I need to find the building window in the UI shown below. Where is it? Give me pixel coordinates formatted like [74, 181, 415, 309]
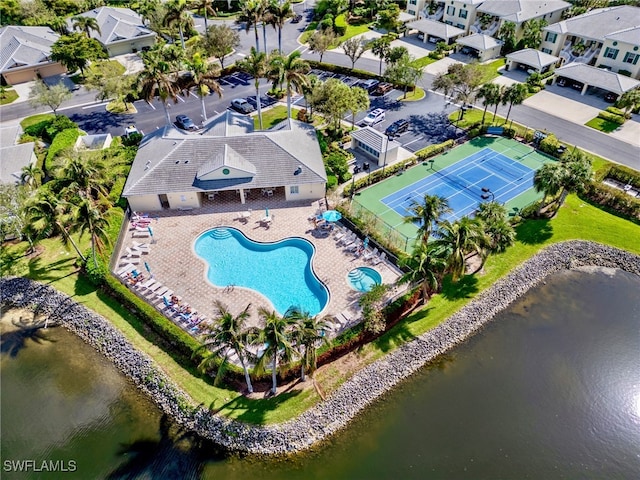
[409, 0, 417, 4]
[545, 32, 557, 43]
[446, 5, 455, 15]
[457, 23, 465, 29]
[541, 47, 552, 54]
[459, 9, 468, 19]
[290, 185, 299, 194]
[604, 47, 619, 59]
[623, 52, 640, 64]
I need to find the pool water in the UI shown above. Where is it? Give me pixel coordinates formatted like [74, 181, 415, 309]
[194, 227, 329, 315]
[348, 267, 382, 292]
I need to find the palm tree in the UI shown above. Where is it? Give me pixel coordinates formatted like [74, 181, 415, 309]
[163, 0, 191, 49]
[288, 308, 329, 381]
[71, 15, 101, 38]
[195, 301, 255, 393]
[189, 0, 216, 31]
[237, 47, 268, 129]
[533, 162, 564, 216]
[55, 153, 108, 201]
[23, 189, 86, 262]
[555, 152, 592, 211]
[398, 242, 448, 304]
[404, 194, 452, 245]
[71, 196, 111, 268]
[502, 83, 528, 127]
[475, 201, 515, 260]
[302, 74, 321, 121]
[270, 50, 310, 119]
[20, 164, 42, 189]
[269, 0, 293, 53]
[476, 83, 501, 125]
[259, 0, 272, 54]
[138, 48, 182, 126]
[255, 307, 297, 395]
[181, 52, 222, 121]
[370, 36, 391, 75]
[491, 84, 506, 123]
[475, 200, 506, 224]
[237, 0, 262, 52]
[617, 88, 640, 116]
[433, 217, 485, 282]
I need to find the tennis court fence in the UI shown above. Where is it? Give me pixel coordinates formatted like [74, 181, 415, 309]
[347, 202, 419, 252]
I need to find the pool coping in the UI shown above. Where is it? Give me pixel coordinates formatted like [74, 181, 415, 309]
[2, 241, 639, 455]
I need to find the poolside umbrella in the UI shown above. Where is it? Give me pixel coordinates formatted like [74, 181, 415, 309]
[148, 226, 155, 244]
[363, 237, 369, 249]
[265, 207, 270, 218]
[144, 261, 152, 277]
[322, 210, 342, 222]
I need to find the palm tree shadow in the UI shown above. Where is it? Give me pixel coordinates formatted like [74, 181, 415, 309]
[106, 414, 227, 480]
[218, 389, 302, 424]
[515, 219, 553, 245]
[440, 274, 479, 300]
[27, 255, 78, 283]
[0, 316, 55, 358]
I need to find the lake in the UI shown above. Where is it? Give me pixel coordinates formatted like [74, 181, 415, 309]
[2, 267, 639, 479]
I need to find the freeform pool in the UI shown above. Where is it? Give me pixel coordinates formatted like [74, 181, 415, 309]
[194, 227, 329, 315]
[347, 267, 382, 292]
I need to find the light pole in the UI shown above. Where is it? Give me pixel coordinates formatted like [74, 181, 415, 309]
[481, 187, 495, 202]
[350, 164, 357, 199]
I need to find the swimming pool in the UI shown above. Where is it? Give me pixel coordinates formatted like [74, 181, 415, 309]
[194, 227, 329, 316]
[347, 267, 382, 292]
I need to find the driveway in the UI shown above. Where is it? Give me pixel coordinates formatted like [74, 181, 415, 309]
[523, 90, 603, 125]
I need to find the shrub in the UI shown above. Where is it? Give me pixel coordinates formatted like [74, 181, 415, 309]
[582, 182, 640, 221]
[327, 174, 338, 189]
[45, 115, 77, 139]
[45, 128, 81, 171]
[316, 130, 328, 153]
[414, 139, 455, 159]
[597, 110, 625, 125]
[324, 150, 351, 182]
[122, 132, 142, 147]
[605, 106, 630, 119]
[306, 60, 381, 80]
[84, 253, 108, 286]
[604, 164, 640, 188]
[108, 176, 127, 207]
[539, 133, 561, 156]
[24, 119, 53, 141]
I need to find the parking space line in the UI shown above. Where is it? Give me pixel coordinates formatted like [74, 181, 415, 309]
[146, 101, 156, 110]
[177, 95, 185, 103]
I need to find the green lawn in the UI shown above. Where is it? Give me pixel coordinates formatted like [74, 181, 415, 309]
[398, 86, 426, 101]
[299, 21, 319, 44]
[410, 56, 437, 69]
[477, 58, 506, 83]
[585, 117, 620, 133]
[334, 15, 372, 44]
[21, 113, 55, 129]
[0, 89, 18, 105]
[253, 104, 293, 129]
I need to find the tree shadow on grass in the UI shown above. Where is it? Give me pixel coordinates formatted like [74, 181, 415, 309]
[0, 315, 55, 359]
[373, 310, 428, 354]
[27, 255, 78, 283]
[106, 414, 227, 480]
[515, 218, 553, 245]
[440, 274, 479, 301]
[214, 387, 303, 425]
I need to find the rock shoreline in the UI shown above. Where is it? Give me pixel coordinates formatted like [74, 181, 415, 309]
[2, 240, 639, 455]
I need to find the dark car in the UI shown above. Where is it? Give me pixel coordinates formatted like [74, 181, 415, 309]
[373, 82, 393, 96]
[176, 115, 198, 131]
[385, 119, 410, 137]
[604, 92, 618, 103]
[291, 14, 302, 23]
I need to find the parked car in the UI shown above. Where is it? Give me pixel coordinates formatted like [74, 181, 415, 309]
[124, 125, 141, 138]
[291, 14, 302, 23]
[362, 108, 386, 126]
[557, 77, 567, 87]
[230, 98, 255, 114]
[373, 83, 393, 96]
[385, 119, 410, 137]
[175, 114, 198, 131]
[359, 79, 379, 94]
[604, 92, 618, 103]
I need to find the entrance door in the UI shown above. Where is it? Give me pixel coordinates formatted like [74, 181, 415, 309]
[159, 194, 170, 209]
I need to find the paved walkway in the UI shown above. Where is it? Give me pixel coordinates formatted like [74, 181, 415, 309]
[116, 196, 402, 335]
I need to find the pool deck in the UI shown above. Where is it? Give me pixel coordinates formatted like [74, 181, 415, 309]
[116, 194, 403, 334]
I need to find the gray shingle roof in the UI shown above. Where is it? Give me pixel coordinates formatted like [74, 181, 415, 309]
[70, 7, 155, 46]
[0, 26, 59, 73]
[555, 62, 640, 94]
[478, 0, 570, 23]
[351, 127, 400, 153]
[407, 19, 465, 39]
[0, 143, 35, 184]
[605, 25, 640, 44]
[0, 125, 21, 147]
[457, 33, 502, 51]
[506, 48, 559, 69]
[545, 6, 640, 43]
[122, 112, 326, 197]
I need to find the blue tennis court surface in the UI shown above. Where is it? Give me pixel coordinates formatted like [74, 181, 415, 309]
[381, 148, 534, 222]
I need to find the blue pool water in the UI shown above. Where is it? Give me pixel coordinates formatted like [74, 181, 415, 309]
[194, 227, 329, 315]
[348, 267, 382, 292]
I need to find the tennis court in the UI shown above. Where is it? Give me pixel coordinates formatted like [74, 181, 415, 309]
[350, 137, 554, 251]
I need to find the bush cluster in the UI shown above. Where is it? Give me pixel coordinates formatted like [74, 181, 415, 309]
[597, 110, 625, 125]
[306, 60, 381, 80]
[324, 147, 352, 183]
[582, 183, 640, 221]
[45, 128, 82, 171]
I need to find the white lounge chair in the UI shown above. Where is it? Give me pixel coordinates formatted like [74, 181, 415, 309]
[337, 232, 355, 246]
[116, 264, 136, 277]
[363, 247, 379, 262]
[124, 247, 141, 258]
[371, 251, 387, 265]
[119, 257, 140, 266]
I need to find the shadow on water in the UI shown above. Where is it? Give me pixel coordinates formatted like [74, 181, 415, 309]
[106, 414, 228, 480]
[515, 219, 553, 245]
[440, 274, 479, 301]
[0, 316, 55, 358]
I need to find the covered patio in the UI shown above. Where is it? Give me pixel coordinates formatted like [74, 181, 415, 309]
[407, 19, 465, 45]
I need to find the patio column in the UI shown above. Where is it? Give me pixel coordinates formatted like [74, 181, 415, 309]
[581, 83, 588, 95]
[239, 188, 246, 205]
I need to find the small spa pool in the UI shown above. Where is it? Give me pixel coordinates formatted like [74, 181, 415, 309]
[194, 227, 329, 315]
[347, 267, 382, 292]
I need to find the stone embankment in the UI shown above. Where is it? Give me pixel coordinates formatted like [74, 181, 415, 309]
[2, 240, 639, 455]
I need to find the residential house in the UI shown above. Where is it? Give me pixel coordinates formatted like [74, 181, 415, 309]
[122, 111, 327, 212]
[442, 0, 485, 34]
[69, 7, 156, 57]
[475, 0, 570, 39]
[506, 48, 559, 74]
[0, 125, 37, 184]
[456, 33, 503, 61]
[540, 6, 640, 79]
[0, 26, 66, 85]
[406, 18, 466, 45]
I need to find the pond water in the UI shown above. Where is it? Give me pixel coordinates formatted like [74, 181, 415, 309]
[2, 268, 639, 479]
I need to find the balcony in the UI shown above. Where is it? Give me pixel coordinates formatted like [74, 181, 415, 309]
[470, 17, 499, 36]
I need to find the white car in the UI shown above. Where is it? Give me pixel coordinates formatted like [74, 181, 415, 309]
[124, 125, 141, 137]
[362, 108, 386, 126]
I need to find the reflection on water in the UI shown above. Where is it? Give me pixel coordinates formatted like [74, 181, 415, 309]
[2, 268, 639, 479]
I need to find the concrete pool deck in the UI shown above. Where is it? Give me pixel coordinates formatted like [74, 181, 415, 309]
[116, 195, 402, 333]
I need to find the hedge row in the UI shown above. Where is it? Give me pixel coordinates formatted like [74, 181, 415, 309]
[597, 110, 625, 125]
[306, 60, 381, 80]
[45, 128, 81, 172]
[596, 163, 640, 188]
[605, 106, 631, 119]
[582, 182, 640, 221]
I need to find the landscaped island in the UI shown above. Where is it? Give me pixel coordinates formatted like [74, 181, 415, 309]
[3, 240, 639, 454]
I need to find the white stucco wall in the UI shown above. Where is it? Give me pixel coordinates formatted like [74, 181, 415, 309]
[166, 192, 201, 210]
[127, 194, 162, 212]
[284, 182, 326, 201]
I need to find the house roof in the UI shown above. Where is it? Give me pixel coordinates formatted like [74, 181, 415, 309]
[545, 6, 640, 43]
[407, 19, 465, 39]
[70, 7, 155, 46]
[478, 0, 570, 23]
[605, 25, 640, 44]
[0, 26, 59, 73]
[0, 143, 36, 184]
[507, 48, 559, 69]
[0, 125, 21, 147]
[351, 127, 400, 153]
[555, 62, 640, 94]
[122, 111, 326, 198]
[457, 33, 502, 51]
